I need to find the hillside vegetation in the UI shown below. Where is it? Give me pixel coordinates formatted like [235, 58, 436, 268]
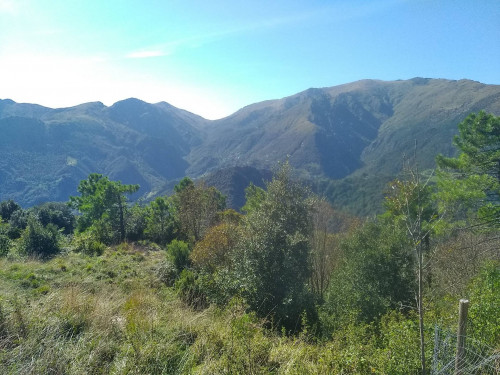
[0, 112, 498, 374]
[1, 78, 500, 215]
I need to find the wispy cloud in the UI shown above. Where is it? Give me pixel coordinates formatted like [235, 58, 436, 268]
[126, 49, 170, 59]
[124, 11, 313, 60]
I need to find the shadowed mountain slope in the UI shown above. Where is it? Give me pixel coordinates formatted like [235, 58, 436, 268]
[189, 78, 500, 180]
[1, 78, 499, 212]
[0, 99, 206, 205]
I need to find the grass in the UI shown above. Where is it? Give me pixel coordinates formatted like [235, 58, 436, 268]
[0, 242, 478, 374]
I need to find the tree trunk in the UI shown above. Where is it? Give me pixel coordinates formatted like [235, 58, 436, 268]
[418, 242, 426, 375]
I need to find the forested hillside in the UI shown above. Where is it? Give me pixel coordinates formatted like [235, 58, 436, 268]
[0, 112, 498, 373]
[1, 78, 500, 215]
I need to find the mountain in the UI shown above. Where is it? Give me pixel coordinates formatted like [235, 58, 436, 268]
[189, 78, 500, 178]
[1, 78, 499, 212]
[0, 99, 206, 205]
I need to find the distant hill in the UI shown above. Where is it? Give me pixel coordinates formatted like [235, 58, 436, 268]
[0, 98, 206, 205]
[1, 78, 499, 213]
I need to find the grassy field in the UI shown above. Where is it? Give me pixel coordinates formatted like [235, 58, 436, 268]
[0, 242, 444, 374]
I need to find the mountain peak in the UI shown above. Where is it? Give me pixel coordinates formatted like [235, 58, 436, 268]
[1, 78, 500, 214]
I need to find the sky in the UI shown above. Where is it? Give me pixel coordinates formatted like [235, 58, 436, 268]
[0, 0, 499, 119]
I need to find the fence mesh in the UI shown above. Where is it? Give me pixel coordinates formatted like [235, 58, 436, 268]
[431, 325, 500, 374]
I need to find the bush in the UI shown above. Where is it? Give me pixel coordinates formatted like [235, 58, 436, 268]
[19, 218, 60, 258]
[155, 260, 178, 286]
[0, 233, 11, 256]
[0, 199, 21, 221]
[7, 209, 29, 239]
[72, 232, 106, 256]
[175, 269, 208, 309]
[32, 202, 76, 235]
[468, 261, 500, 347]
[167, 239, 190, 272]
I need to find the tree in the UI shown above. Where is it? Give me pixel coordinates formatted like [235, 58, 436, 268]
[241, 183, 266, 214]
[7, 208, 29, 239]
[125, 203, 148, 242]
[309, 199, 362, 301]
[236, 162, 314, 330]
[322, 220, 414, 332]
[69, 173, 139, 243]
[0, 200, 21, 222]
[309, 198, 337, 300]
[32, 202, 75, 235]
[191, 222, 242, 272]
[384, 160, 438, 375]
[436, 111, 500, 229]
[144, 197, 177, 245]
[172, 179, 226, 243]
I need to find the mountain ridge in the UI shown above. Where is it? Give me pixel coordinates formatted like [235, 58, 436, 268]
[1, 78, 499, 213]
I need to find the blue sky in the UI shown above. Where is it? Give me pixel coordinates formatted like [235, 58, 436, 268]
[0, 0, 499, 119]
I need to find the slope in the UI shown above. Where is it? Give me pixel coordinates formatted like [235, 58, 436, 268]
[0, 99, 206, 206]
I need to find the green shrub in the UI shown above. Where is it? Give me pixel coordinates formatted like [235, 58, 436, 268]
[19, 218, 60, 258]
[468, 261, 500, 347]
[175, 269, 207, 309]
[0, 233, 11, 256]
[375, 311, 428, 374]
[72, 231, 106, 256]
[155, 260, 178, 286]
[167, 239, 190, 272]
[321, 220, 414, 334]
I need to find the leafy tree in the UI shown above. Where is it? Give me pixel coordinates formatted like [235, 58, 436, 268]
[322, 221, 414, 332]
[144, 197, 177, 245]
[436, 111, 500, 228]
[241, 183, 266, 214]
[172, 179, 226, 243]
[215, 208, 243, 226]
[191, 222, 242, 272]
[174, 176, 194, 193]
[32, 202, 75, 234]
[69, 173, 139, 243]
[0, 200, 21, 221]
[236, 162, 315, 330]
[7, 208, 30, 239]
[125, 203, 148, 242]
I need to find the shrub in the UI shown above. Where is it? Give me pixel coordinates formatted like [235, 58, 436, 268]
[72, 232, 106, 256]
[0, 233, 11, 256]
[321, 220, 414, 333]
[175, 269, 207, 309]
[155, 260, 178, 286]
[19, 218, 60, 258]
[468, 261, 500, 347]
[167, 239, 190, 272]
[32, 202, 76, 235]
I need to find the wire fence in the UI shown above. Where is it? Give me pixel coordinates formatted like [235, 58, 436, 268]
[431, 325, 500, 375]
